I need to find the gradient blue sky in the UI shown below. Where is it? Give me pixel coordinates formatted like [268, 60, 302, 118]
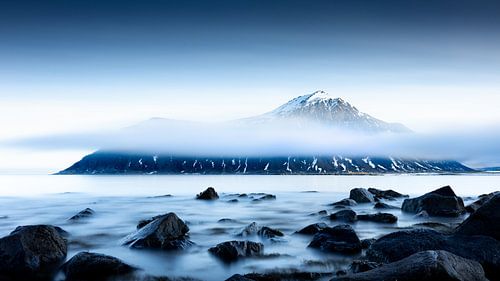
[1, 0, 500, 171]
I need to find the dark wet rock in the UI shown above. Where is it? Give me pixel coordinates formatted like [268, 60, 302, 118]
[0, 225, 67, 280]
[349, 260, 382, 274]
[228, 199, 239, 203]
[208, 240, 263, 262]
[412, 222, 455, 234]
[335, 270, 347, 276]
[147, 194, 173, 198]
[402, 186, 465, 217]
[357, 213, 397, 224]
[331, 198, 357, 207]
[349, 188, 375, 203]
[360, 238, 376, 249]
[257, 226, 284, 239]
[414, 210, 429, 218]
[366, 228, 500, 279]
[237, 222, 260, 236]
[139, 276, 202, 281]
[218, 218, 240, 223]
[296, 223, 328, 235]
[333, 250, 488, 281]
[330, 210, 357, 222]
[465, 192, 498, 213]
[456, 192, 500, 240]
[308, 224, 362, 254]
[62, 252, 136, 281]
[122, 213, 193, 250]
[373, 202, 399, 209]
[309, 210, 328, 216]
[367, 188, 408, 200]
[252, 194, 277, 202]
[68, 208, 95, 221]
[226, 270, 330, 281]
[238, 193, 248, 198]
[196, 187, 219, 200]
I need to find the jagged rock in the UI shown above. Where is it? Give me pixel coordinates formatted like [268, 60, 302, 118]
[366, 228, 500, 279]
[68, 208, 95, 221]
[237, 222, 260, 236]
[349, 260, 382, 273]
[122, 213, 193, 250]
[373, 202, 399, 209]
[296, 223, 328, 235]
[402, 186, 465, 217]
[308, 224, 362, 254]
[331, 198, 357, 207]
[360, 238, 376, 249]
[330, 210, 357, 222]
[367, 188, 408, 200]
[465, 192, 499, 213]
[196, 187, 219, 200]
[349, 188, 375, 203]
[456, 193, 500, 240]
[208, 241, 263, 262]
[62, 252, 136, 281]
[357, 213, 397, 224]
[257, 226, 284, 239]
[0, 225, 67, 280]
[333, 250, 488, 281]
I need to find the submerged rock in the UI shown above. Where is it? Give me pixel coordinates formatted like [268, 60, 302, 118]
[122, 213, 193, 250]
[357, 213, 397, 224]
[367, 188, 408, 200]
[226, 270, 329, 281]
[333, 250, 488, 281]
[308, 224, 362, 254]
[349, 188, 375, 203]
[0, 225, 67, 280]
[296, 223, 328, 235]
[402, 186, 465, 217]
[456, 192, 500, 240]
[331, 198, 357, 207]
[257, 226, 284, 239]
[68, 208, 95, 221]
[237, 222, 260, 237]
[62, 252, 136, 281]
[373, 202, 399, 209]
[366, 228, 500, 279]
[208, 241, 263, 262]
[330, 210, 357, 222]
[196, 187, 219, 200]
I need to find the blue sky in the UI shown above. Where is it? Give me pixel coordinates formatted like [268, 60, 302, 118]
[0, 0, 499, 171]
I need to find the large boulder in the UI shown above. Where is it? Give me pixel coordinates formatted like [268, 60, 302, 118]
[208, 241, 263, 262]
[122, 213, 193, 250]
[296, 223, 328, 235]
[366, 229, 500, 279]
[402, 186, 465, 217]
[0, 225, 67, 280]
[308, 224, 362, 254]
[332, 250, 488, 281]
[465, 191, 499, 213]
[357, 213, 397, 224]
[62, 252, 136, 281]
[330, 210, 357, 222]
[367, 188, 408, 200]
[196, 187, 219, 200]
[349, 188, 375, 203]
[456, 193, 500, 240]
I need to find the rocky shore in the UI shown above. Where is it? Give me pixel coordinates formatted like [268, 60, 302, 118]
[0, 186, 498, 281]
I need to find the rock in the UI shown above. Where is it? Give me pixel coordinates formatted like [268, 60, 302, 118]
[237, 222, 260, 236]
[308, 224, 362, 254]
[228, 199, 239, 203]
[330, 210, 357, 222]
[412, 222, 455, 234]
[226, 271, 329, 281]
[373, 202, 399, 209]
[349, 260, 382, 273]
[333, 250, 488, 281]
[331, 198, 357, 207]
[208, 241, 263, 262]
[225, 275, 255, 281]
[257, 226, 284, 239]
[360, 238, 376, 249]
[414, 210, 429, 218]
[367, 188, 408, 200]
[62, 252, 136, 281]
[196, 187, 219, 200]
[357, 213, 397, 224]
[309, 210, 328, 216]
[465, 192, 498, 213]
[349, 188, 375, 203]
[68, 208, 95, 221]
[366, 228, 500, 279]
[456, 193, 500, 240]
[252, 194, 276, 202]
[218, 218, 239, 223]
[296, 223, 328, 235]
[402, 186, 465, 217]
[122, 213, 193, 250]
[0, 225, 67, 280]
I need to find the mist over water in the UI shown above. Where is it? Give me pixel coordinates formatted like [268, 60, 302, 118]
[0, 174, 498, 280]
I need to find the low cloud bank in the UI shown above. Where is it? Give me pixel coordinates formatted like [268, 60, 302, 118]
[4, 119, 500, 167]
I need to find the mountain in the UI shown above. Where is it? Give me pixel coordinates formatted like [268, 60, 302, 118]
[59, 90, 474, 175]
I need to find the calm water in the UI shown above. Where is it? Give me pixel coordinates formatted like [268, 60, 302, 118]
[0, 174, 498, 280]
